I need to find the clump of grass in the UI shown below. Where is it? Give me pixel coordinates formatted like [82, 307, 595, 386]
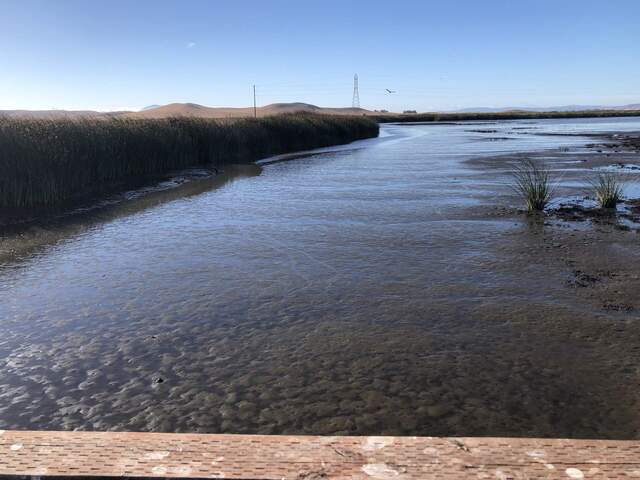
[511, 159, 554, 213]
[590, 171, 624, 208]
[0, 113, 379, 208]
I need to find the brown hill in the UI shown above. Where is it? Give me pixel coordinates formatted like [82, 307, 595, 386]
[0, 102, 373, 120]
[124, 102, 373, 119]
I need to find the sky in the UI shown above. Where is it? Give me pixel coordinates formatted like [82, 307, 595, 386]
[1, 0, 639, 112]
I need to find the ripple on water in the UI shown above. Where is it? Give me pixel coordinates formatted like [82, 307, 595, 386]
[2, 118, 640, 437]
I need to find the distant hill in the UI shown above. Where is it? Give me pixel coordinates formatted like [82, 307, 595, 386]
[0, 102, 373, 119]
[3, 101, 639, 120]
[124, 102, 373, 119]
[454, 104, 640, 113]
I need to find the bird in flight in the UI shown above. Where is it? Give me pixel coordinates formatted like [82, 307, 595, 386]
[385, 89, 397, 94]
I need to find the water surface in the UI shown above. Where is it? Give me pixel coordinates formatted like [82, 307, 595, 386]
[1, 117, 640, 437]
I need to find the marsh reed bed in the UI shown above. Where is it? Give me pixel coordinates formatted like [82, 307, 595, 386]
[372, 109, 640, 123]
[0, 114, 378, 208]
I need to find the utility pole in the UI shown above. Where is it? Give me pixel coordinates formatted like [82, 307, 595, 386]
[253, 85, 257, 118]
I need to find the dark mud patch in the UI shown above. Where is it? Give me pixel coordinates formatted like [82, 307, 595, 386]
[626, 199, 640, 214]
[587, 133, 640, 153]
[567, 268, 615, 288]
[550, 200, 640, 232]
[603, 302, 635, 313]
[480, 137, 513, 142]
[594, 163, 640, 172]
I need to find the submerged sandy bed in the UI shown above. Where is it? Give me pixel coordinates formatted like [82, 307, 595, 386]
[1, 119, 640, 438]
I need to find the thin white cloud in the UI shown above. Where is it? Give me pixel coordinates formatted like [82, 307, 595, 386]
[186, 42, 196, 48]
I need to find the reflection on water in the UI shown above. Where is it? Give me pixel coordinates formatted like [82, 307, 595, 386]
[0, 164, 262, 264]
[1, 117, 640, 437]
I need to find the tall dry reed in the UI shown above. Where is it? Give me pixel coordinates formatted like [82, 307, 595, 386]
[0, 114, 378, 208]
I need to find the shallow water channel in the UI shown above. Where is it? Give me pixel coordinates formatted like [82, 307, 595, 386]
[1, 117, 640, 437]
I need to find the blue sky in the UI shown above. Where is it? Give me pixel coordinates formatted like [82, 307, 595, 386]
[1, 0, 639, 112]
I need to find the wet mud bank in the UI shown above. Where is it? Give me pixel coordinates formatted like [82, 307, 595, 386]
[473, 129, 640, 271]
[472, 130, 640, 230]
[467, 129, 640, 438]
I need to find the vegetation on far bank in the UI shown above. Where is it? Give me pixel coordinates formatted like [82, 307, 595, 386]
[372, 109, 640, 123]
[0, 114, 378, 208]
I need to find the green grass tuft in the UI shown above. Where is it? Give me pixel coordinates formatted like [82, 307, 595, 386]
[511, 159, 554, 213]
[590, 171, 624, 208]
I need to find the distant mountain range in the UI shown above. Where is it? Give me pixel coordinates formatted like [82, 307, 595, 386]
[2, 102, 640, 119]
[0, 102, 373, 119]
[453, 104, 640, 113]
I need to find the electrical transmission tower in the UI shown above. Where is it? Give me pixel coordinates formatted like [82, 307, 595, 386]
[352, 74, 360, 108]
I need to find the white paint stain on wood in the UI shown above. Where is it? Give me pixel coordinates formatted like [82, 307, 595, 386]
[144, 451, 170, 460]
[565, 467, 584, 479]
[362, 436, 395, 451]
[362, 463, 400, 478]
